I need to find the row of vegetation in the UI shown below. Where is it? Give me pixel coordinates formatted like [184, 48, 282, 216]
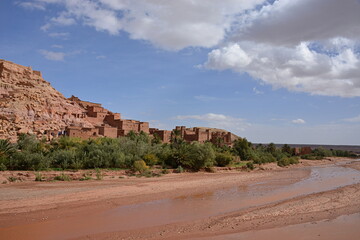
[300, 148, 357, 160]
[0, 132, 357, 173]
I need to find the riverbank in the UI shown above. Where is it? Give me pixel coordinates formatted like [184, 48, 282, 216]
[0, 157, 359, 239]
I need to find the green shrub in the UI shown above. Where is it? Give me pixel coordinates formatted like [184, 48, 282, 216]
[141, 170, 162, 178]
[54, 173, 71, 181]
[0, 162, 6, 171]
[246, 162, 254, 170]
[95, 168, 103, 180]
[301, 154, 323, 160]
[141, 170, 153, 178]
[143, 153, 159, 166]
[167, 142, 215, 171]
[205, 167, 216, 173]
[8, 176, 18, 182]
[9, 151, 49, 170]
[51, 149, 76, 170]
[252, 151, 276, 164]
[215, 152, 233, 167]
[277, 157, 299, 167]
[133, 160, 148, 173]
[79, 172, 92, 181]
[312, 147, 332, 157]
[154, 144, 172, 166]
[51, 136, 83, 150]
[176, 165, 184, 173]
[35, 172, 43, 181]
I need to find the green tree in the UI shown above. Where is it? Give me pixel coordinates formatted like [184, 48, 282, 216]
[266, 143, 276, 155]
[151, 134, 162, 145]
[233, 138, 253, 161]
[281, 144, 293, 155]
[170, 129, 184, 149]
[215, 152, 233, 167]
[0, 139, 14, 158]
[17, 134, 41, 153]
[166, 142, 215, 171]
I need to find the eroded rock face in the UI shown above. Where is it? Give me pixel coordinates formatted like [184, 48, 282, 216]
[0, 60, 92, 141]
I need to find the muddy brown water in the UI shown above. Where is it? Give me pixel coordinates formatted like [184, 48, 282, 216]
[1, 160, 360, 240]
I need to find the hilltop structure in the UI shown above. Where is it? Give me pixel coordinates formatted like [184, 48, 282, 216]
[0, 59, 238, 145]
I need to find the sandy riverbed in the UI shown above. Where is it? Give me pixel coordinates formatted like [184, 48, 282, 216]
[0, 157, 359, 240]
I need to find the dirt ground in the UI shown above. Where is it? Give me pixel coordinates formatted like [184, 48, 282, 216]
[0, 157, 359, 240]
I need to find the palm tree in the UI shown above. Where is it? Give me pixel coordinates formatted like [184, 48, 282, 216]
[171, 129, 184, 148]
[0, 139, 14, 158]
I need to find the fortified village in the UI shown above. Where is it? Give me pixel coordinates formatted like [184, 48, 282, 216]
[0, 59, 238, 145]
[66, 96, 238, 145]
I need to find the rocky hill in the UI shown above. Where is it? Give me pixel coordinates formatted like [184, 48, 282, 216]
[0, 60, 92, 141]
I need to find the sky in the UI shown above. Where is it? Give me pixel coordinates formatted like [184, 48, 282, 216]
[0, 0, 360, 145]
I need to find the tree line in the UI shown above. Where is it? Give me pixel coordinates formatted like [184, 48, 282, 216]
[0, 132, 356, 172]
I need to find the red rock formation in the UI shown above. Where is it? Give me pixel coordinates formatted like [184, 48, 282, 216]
[0, 60, 92, 141]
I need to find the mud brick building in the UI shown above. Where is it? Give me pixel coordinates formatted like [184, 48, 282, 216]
[64, 97, 239, 146]
[175, 126, 237, 146]
[149, 128, 172, 143]
[66, 96, 149, 139]
[294, 146, 312, 156]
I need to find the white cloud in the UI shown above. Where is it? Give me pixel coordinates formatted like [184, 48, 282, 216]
[51, 12, 76, 26]
[17, 0, 63, 11]
[48, 32, 70, 39]
[96, 55, 106, 59]
[39, 50, 66, 61]
[202, 0, 360, 97]
[28, 0, 266, 50]
[174, 113, 250, 132]
[41, 13, 76, 32]
[205, 43, 252, 70]
[17, 2, 46, 10]
[51, 44, 63, 48]
[20, 0, 360, 97]
[253, 87, 263, 95]
[204, 41, 360, 97]
[194, 95, 219, 102]
[343, 115, 360, 123]
[292, 119, 306, 124]
[233, 0, 360, 46]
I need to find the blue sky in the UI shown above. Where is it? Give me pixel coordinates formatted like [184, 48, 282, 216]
[1, 0, 360, 145]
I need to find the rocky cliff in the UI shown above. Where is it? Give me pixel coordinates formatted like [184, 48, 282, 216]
[0, 60, 92, 141]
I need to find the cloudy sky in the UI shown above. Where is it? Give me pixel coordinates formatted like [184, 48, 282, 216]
[1, 0, 360, 145]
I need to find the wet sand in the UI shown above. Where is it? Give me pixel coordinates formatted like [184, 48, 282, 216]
[0, 158, 359, 240]
[194, 213, 360, 240]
